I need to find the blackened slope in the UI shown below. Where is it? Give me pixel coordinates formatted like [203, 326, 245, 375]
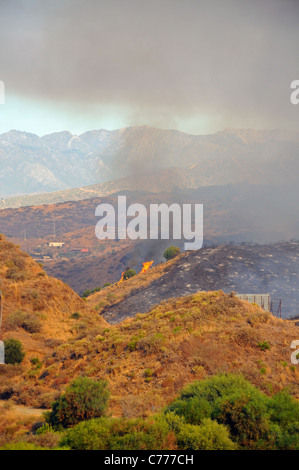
[101, 242, 298, 323]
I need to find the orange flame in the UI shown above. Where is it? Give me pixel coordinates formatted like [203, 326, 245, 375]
[140, 260, 154, 274]
[118, 271, 125, 284]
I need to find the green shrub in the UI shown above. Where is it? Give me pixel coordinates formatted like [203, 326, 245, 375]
[71, 312, 80, 320]
[143, 368, 153, 378]
[60, 417, 111, 449]
[81, 289, 92, 298]
[4, 338, 25, 364]
[163, 246, 181, 261]
[81, 286, 101, 298]
[60, 416, 174, 450]
[257, 341, 271, 351]
[30, 357, 42, 369]
[267, 391, 299, 428]
[47, 377, 110, 428]
[166, 373, 299, 449]
[127, 335, 139, 351]
[177, 419, 237, 450]
[264, 423, 299, 450]
[123, 269, 136, 280]
[214, 391, 270, 444]
[166, 373, 271, 444]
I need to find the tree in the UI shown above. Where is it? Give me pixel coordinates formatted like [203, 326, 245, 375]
[4, 338, 25, 364]
[123, 268, 136, 280]
[47, 377, 110, 428]
[163, 246, 181, 261]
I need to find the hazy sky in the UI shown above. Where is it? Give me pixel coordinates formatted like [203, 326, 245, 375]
[0, 0, 298, 135]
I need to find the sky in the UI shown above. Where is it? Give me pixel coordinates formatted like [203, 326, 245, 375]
[0, 0, 298, 136]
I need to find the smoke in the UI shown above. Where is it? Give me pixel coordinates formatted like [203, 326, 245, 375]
[1, 0, 299, 132]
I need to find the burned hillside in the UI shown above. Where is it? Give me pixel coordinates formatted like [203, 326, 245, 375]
[100, 241, 299, 323]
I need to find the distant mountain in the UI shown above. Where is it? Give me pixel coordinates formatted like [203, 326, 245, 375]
[1, 126, 299, 202]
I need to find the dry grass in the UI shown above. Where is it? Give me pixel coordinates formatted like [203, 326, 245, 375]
[0, 235, 298, 439]
[4, 289, 298, 418]
[0, 400, 45, 446]
[87, 253, 184, 311]
[0, 234, 108, 405]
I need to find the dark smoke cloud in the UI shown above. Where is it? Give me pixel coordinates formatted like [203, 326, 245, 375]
[0, 0, 299, 131]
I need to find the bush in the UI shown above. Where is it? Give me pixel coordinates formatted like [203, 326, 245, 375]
[47, 377, 110, 428]
[3, 338, 25, 364]
[60, 416, 176, 450]
[71, 312, 80, 320]
[6, 267, 27, 281]
[60, 417, 111, 449]
[163, 246, 181, 261]
[166, 373, 270, 444]
[123, 269, 136, 280]
[6, 310, 42, 333]
[81, 289, 92, 298]
[167, 373, 265, 422]
[166, 373, 299, 449]
[265, 423, 299, 450]
[60, 413, 235, 451]
[257, 341, 271, 351]
[177, 419, 237, 450]
[268, 391, 299, 428]
[127, 335, 139, 351]
[136, 333, 165, 353]
[215, 391, 270, 444]
[30, 357, 42, 369]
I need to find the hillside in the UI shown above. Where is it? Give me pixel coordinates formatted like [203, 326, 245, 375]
[2, 290, 298, 420]
[0, 238, 298, 447]
[0, 183, 298, 295]
[88, 242, 299, 321]
[1, 126, 299, 206]
[0, 234, 107, 370]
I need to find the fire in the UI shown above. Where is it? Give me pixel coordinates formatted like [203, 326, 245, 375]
[140, 260, 154, 274]
[118, 271, 125, 284]
[117, 261, 153, 285]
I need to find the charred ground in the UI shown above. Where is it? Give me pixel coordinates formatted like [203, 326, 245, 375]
[94, 242, 299, 323]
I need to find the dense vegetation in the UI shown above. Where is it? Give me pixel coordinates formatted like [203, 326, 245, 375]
[166, 373, 299, 449]
[1, 373, 298, 450]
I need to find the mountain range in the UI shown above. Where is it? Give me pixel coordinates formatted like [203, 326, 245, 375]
[1, 126, 299, 207]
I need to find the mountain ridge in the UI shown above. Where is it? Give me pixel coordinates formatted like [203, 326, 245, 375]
[1, 126, 299, 202]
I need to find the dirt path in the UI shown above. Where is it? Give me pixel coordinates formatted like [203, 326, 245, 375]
[0, 400, 49, 418]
